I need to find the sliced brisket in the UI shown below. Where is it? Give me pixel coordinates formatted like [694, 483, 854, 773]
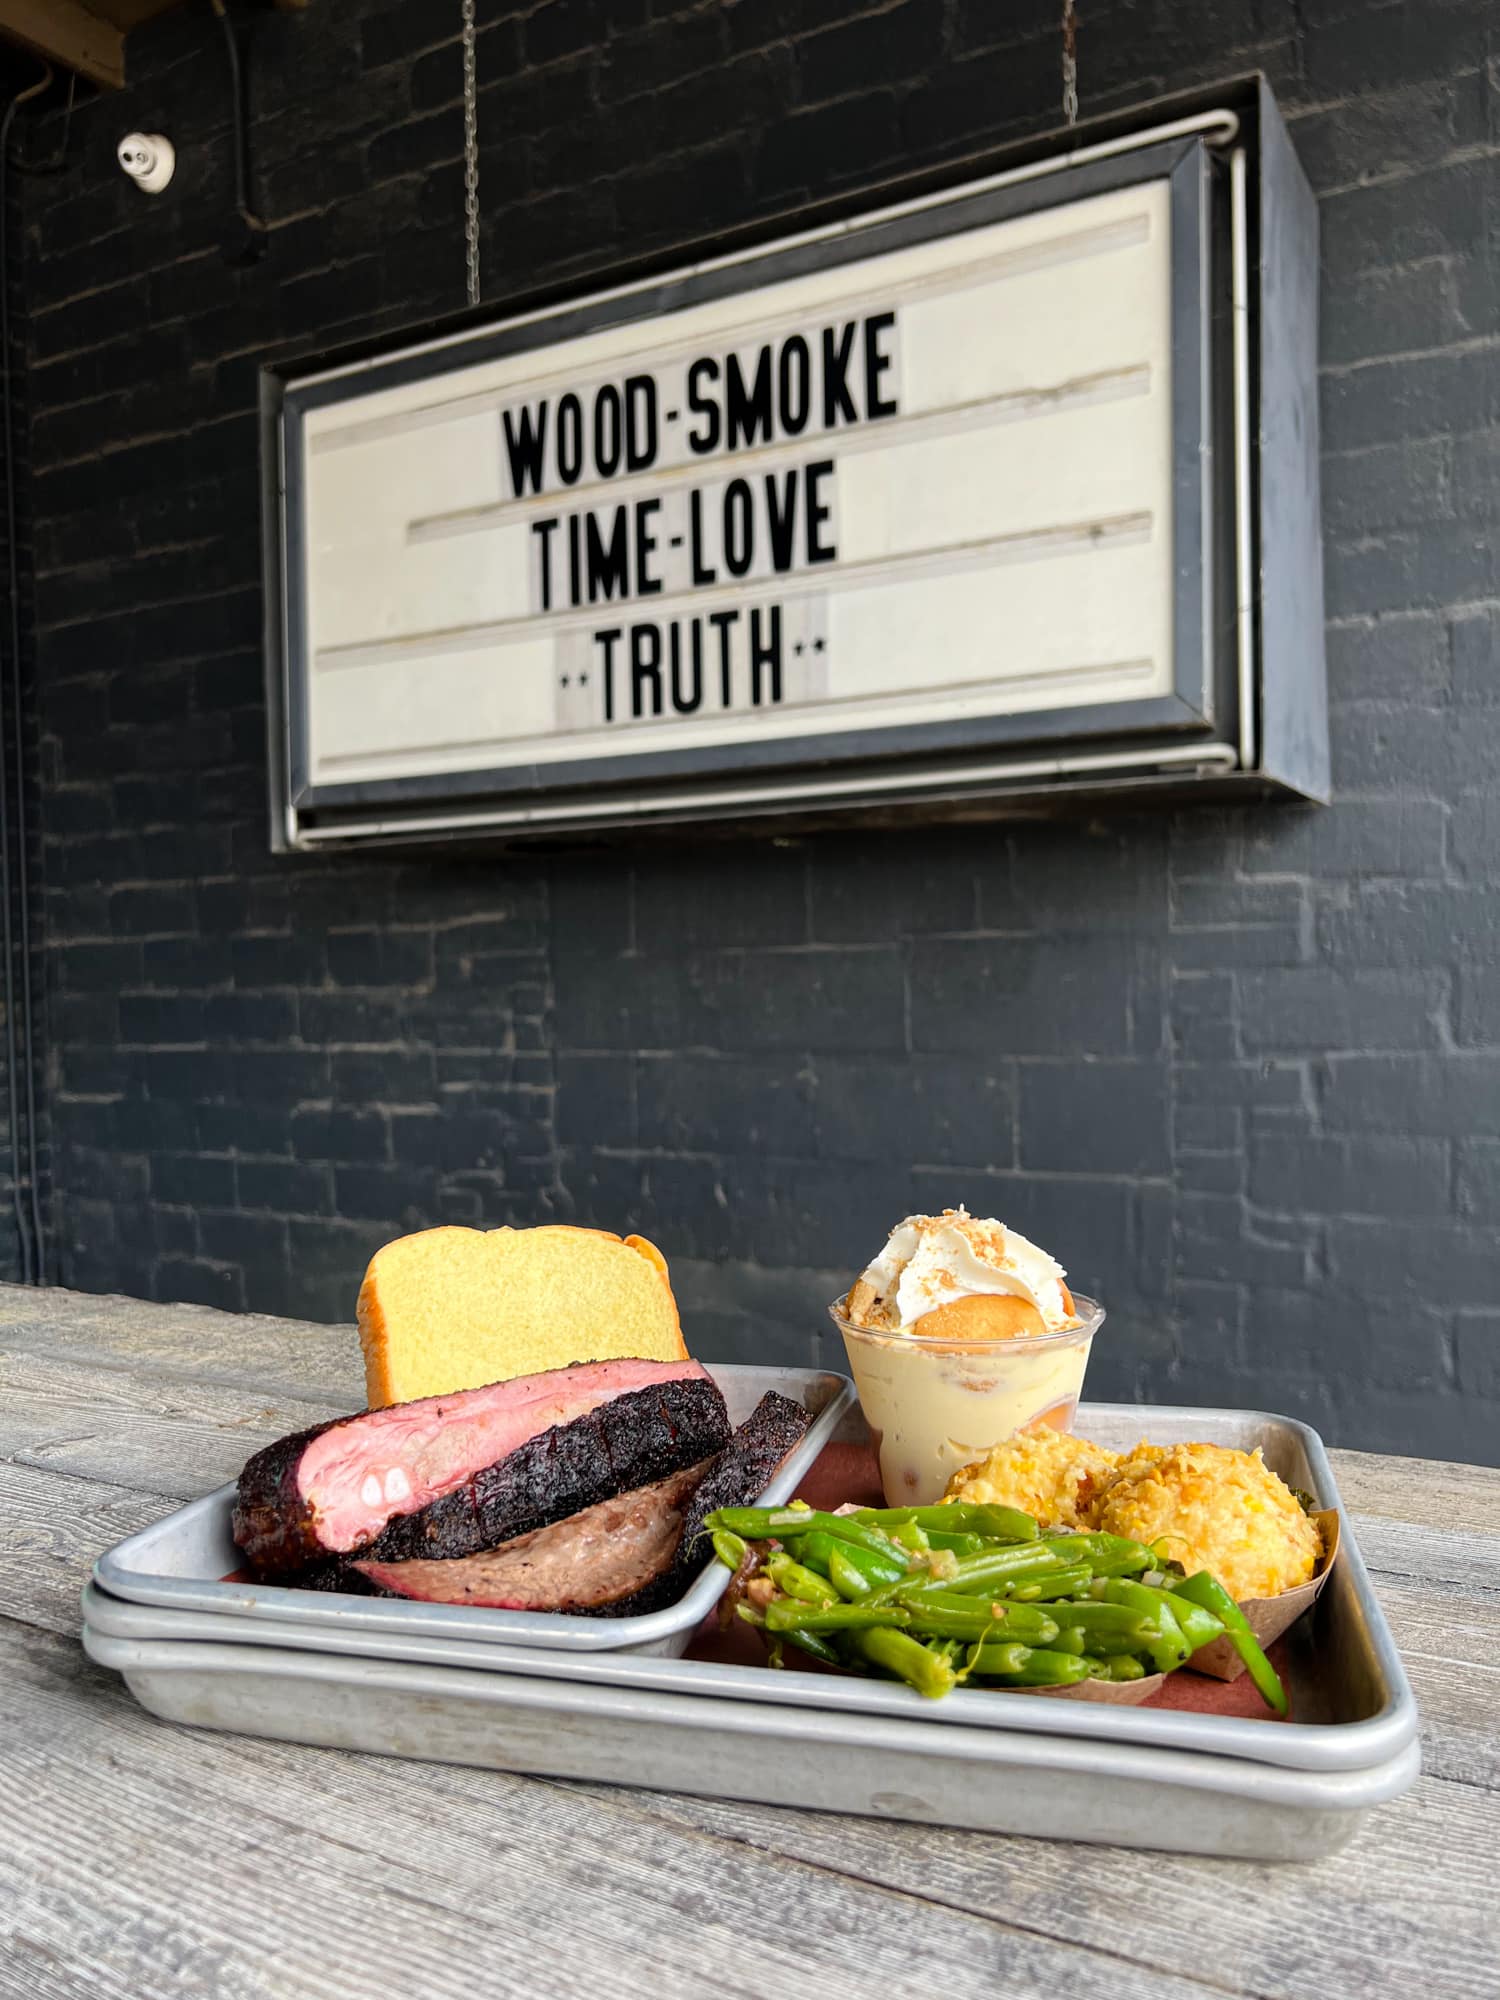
[232, 1356, 713, 1578]
[351, 1461, 715, 1611]
[354, 1376, 729, 1563]
[596, 1389, 813, 1616]
[350, 1389, 813, 1616]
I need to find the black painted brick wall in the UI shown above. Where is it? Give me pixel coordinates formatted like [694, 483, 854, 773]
[0, 48, 47, 1291]
[8, 0, 1500, 1461]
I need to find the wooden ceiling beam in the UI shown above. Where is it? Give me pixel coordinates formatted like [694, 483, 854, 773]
[0, 0, 127, 90]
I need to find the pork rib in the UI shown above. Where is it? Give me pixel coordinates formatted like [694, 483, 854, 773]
[232, 1356, 712, 1578]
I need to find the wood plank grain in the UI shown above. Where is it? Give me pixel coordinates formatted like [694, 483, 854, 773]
[1371, 1577, 1500, 1789]
[0, 1284, 360, 1403]
[0, 1462, 180, 1636]
[0, 1349, 347, 1500]
[1330, 1449, 1500, 1535]
[1353, 1515, 1500, 1593]
[565, 1761, 1500, 2000]
[0, 1619, 1225, 2000]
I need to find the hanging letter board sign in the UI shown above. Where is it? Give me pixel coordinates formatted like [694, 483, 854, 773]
[265, 79, 1326, 849]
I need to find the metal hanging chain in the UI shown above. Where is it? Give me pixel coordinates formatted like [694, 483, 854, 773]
[461, 0, 481, 306]
[1062, 0, 1079, 128]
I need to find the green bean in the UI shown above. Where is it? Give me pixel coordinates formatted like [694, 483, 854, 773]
[923, 1529, 988, 1556]
[1063, 1533, 1159, 1577]
[1117, 1580, 1223, 1651]
[764, 1600, 909, 1633]
[711, 1528, 749, 1572]
[792, 1529, 907, 1592]
[962, 1641, 1030, 1676]
[1087, 1653, 1147, 1682]
[778, 1625, 842, 1666]
[843, 1625, 956, 1699]
[851, 1503, 1040, 1543]
[901, 1601, 1061, 1646]
[895, 1545, 1068, 1602]
[708, 1507, 907, 1561]
[1039, 1600, 1164, 1641]
[897, 1585, 1063, 1632]
[1172, 1570, 1288, 1717]
[1051, 1625, 1087, 1655]
[764, 1553, 839, 1607]
[976, 1648, 1096, 1680]
[890, 1519, 931, 1555]
[997, 1564, 1094, 1602]
[828, 1545, 876, 1600]
[1100, 1580, 1192, 1673]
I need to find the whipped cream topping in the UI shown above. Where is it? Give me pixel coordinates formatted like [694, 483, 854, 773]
[857, 1207, 1078, 1334]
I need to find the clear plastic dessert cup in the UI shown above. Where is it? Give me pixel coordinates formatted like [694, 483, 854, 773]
[829, 1294, 1106, 1506]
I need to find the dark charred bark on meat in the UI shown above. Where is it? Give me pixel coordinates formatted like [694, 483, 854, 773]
[231, 1416, 345, 1577]
[588, 1391, 812, 1616]
[354, 1378, 731, 1564]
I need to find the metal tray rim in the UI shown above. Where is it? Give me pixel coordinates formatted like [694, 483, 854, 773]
[92, 1362, 855, 1651]
[80, 1576, 1415, 1775]
[81, 1625, 1424, 1816]
[84, 1398, 1419, 1775]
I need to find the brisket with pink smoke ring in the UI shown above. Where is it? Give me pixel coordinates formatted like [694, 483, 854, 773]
[355, 1376, 729, 1565]
[348, 1391, 812, 1613]
[231, 1356, 715, 1579]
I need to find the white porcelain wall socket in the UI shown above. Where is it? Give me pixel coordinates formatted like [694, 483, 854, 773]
[117, 133, 175, 194]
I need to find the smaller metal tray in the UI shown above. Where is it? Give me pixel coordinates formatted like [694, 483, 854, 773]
[92, 1363, 855, 1657]
[80, 1626, 1421, 1861]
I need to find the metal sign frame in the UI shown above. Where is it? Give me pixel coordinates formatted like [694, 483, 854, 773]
[262, 79, 1325, 850]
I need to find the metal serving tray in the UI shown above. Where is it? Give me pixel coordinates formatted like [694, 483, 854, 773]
[92, 1363, 855, 1657]
[86, 1403, 1418, 1777]
[80, 1626, 1421, 1861]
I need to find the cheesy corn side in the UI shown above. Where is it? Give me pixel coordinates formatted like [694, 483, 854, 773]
[943, 1428, 1122, 1530]
[1092, 1441, 1321, 1600]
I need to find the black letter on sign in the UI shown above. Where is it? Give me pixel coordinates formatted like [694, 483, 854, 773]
[778, 335, 810, 437]
[864, 312, 898, 419]
[585, 507, 629, 603]
[821, 323, 858, 429]
[635, 497, 662, 596]
[765, 470, 799, 574]
[805, 461, 836, 565]
[531, 516, 559, 611]
[556, 393, 584, 485]
[687, 357, 720, 455]
[593, 383, 622, 479]
[503, 404, 548, 498]
[689, 488, 715, 586]
[625, 375, 658, 472]
[709, 609, 738, 708]
[723, 480, 754, 578]
[726, 347, 774, 451]
[750, 605, 782, 706]
[670, 619, 703, 714]
[630, 624, 663, 718]
[595, 627, 622, 723]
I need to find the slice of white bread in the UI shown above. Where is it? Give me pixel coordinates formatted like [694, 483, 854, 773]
[357, 1224, 687, 1407]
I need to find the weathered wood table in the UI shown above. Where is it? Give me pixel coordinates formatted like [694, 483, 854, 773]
[2, 1285, 1497, 2000]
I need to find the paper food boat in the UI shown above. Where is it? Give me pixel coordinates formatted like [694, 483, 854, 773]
[1186, 1509, 1340, 1682]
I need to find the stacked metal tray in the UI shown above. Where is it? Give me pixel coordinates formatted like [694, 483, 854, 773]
[85, 1385, 1420, 1861]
